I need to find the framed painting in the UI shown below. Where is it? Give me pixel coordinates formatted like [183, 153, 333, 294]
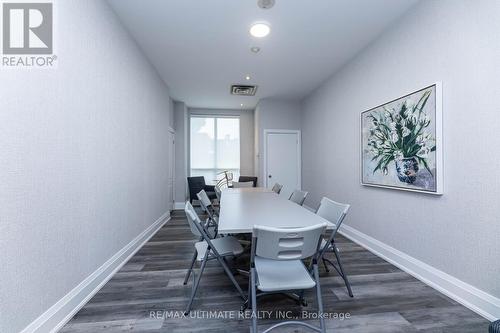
[361, 83, 443, 194]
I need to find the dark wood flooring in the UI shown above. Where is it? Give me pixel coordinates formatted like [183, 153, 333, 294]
[61, 210, 489, 332]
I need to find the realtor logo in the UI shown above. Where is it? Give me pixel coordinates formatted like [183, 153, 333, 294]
[3, 3, 52, 54]
[1, 2, 56, 67]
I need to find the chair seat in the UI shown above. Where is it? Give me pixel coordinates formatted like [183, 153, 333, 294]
[195, 236, 243, 261]
[254, 257, 316, 292]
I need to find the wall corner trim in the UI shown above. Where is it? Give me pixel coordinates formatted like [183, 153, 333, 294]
[339, 224, 499, 321]
[20, 212, 171, 333]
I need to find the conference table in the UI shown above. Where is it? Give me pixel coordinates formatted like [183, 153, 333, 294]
[218, 187, 334, 234]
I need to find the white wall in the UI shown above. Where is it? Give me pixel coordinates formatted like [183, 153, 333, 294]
[189, 107, 255, 178]
[0, 1, 174, 332]
[301, 0, 500, 301]
[254, 98, 301, 186]
[174, 101, 189, 203]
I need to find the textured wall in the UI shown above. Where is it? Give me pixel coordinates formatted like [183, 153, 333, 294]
[301, 0, 500, 297]
[0, 1, 173, 332]
[174, 101, 189, 203]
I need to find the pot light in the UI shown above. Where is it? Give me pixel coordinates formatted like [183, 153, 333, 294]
[245, 75, 251, 80]
[240, 103, 244, 107]
[250, 46, 261, 53]
[250, 23, 270, 38]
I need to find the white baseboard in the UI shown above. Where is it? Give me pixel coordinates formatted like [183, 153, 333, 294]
[174, 201, 186, 210]
[20, 212, 171, 333]
[340, 224, 500, 321]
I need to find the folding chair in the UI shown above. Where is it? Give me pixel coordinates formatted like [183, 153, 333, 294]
[197, 189, 219, 235]
[182, 202, 247, 314]
[316, 197, 353, 297]
[232, 181, 254, 188]
[214, 185, 222, 202]
[271, 183, 283, 194]
[288, 189, 308, 206]
[248, 223, 327, 333]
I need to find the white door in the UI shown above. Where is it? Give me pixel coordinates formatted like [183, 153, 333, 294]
[265, 130, 301, 197]
[167, 130, 175, 211]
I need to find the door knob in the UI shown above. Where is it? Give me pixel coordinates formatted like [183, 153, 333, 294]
[268, 175, 272, 178]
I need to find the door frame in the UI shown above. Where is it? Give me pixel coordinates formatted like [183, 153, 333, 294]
[263, 129, 301, 189]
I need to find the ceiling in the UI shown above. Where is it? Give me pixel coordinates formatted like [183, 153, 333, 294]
[107, 0, 418, 109]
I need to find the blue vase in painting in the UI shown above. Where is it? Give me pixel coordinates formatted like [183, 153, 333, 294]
[395, 157, 419, 184]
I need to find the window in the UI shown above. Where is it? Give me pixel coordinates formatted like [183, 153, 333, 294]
[190, 116, 240, 184]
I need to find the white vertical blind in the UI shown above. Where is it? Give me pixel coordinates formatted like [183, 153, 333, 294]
[190, 116, 240, 183]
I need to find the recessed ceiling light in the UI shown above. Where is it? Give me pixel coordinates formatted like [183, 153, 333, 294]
[240, 103, 244, 107]
[250, 46, 261, 53]
[250, 23, 270, 38]
[245, 75, 251, 80]
[257, 0, 275, 9]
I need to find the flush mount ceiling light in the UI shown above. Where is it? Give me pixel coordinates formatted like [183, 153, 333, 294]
[250, 23, 270, 38]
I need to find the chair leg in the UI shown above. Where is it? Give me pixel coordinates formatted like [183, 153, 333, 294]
[217, 256, 247, 300]
[322, 257, 330, 273]
[183, 250, 197, 285]
[313, 263, 326, 333]
[332, 243, 353, 298]
[251, 267, 258, 333]
[241, 273, 252, 312]
[184, 255, 207, 315]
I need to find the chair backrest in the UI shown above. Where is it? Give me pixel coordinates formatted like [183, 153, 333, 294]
[232, 181, 254, 188]
[197, 189, 212, 210]
[187, 176, 206, 200]
[289, 189, 308, 206]
[197, 189, 217, 221]
[238, 176, 258, 187]
[271, 183, 283, 194]
[252, 223, 327, 260]
[184, 202, 204, 237]
[316, 197, 350, 234]
[214, 185, 222, 201]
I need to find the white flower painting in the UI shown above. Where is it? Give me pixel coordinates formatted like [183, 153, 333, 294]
[361, 83, 443, 194]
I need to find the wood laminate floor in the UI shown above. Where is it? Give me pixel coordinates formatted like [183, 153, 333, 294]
[61, 210, 489, 332]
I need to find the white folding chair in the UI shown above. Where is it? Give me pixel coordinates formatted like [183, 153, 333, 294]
[271, 183, 283, 194]
[182, 202, 246, 314]
[248, 223, 327, 333]
[197, 189, 219, 234]
[232, 181, 254, 188]
[214, 185, 222, 201]
[288, 189, 308, 206]
[316, 197, 353, 297]
[213, 185, 222, 211]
